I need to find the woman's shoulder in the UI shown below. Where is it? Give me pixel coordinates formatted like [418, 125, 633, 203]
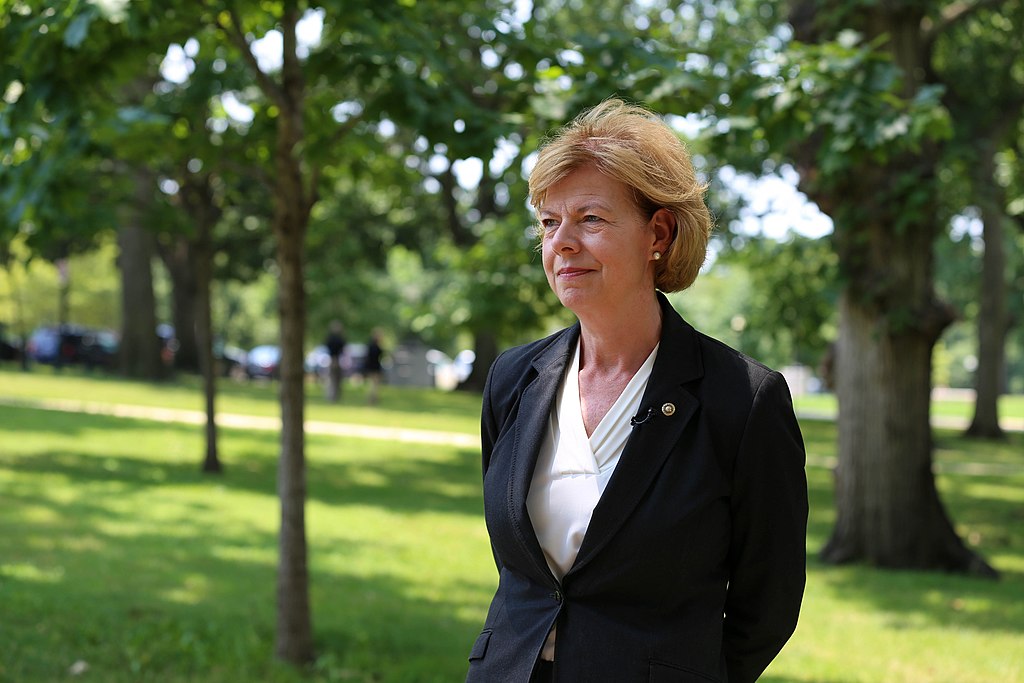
[695, 331, 775, 377]
[685, 329, 784, 405]
[661, 294, 776, 389]
[485, 327, 577, 393]
[491, 326, 577, 377]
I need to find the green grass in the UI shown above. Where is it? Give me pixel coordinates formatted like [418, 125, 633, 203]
[0, 365, 482, 435]
[793, 391, 1024, 422]
[1, 404, 492, 682]
[2, 369, 1023, 682]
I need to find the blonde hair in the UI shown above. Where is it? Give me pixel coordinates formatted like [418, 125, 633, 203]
[529, 98, 713, 292]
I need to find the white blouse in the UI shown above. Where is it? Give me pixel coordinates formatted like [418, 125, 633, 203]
[526, 339, 659, 660]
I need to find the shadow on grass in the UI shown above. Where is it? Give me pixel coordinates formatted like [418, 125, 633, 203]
[9, 399, 1023, 680]
[1, 408, 489, 682]
[795, 432, 1024, 640]
[1, 530, 484, 682]
[811, 560, 1024, 637]
[803, 468, 1024, 638]
[1, 405, 483, 516]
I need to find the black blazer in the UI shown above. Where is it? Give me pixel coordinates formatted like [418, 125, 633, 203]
[467, 294, 808, 683]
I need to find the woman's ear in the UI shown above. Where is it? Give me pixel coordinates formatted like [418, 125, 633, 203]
[650, 208, 677, 253]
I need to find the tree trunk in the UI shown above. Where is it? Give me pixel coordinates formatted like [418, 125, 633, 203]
[819, 204, 997, 577]
[275, 223, 311, 663]
[161, 237, 201, 373]
[273, 2, 314, 665]
[117, 187, 164, 380]
[198, 274, 220, 472]
[966, 145, 1009, 439]
[821, 293, 995, 576]
[0, 257, 31, 372]
[458, 329, 498, 392]
[56, 258, 70, 326]
[192, 199, 221, 474]
[55, 257, 70, 369]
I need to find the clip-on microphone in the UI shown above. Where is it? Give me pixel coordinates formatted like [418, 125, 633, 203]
[629, 407, 655, 427]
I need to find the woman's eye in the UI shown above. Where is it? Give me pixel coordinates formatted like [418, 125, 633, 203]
[582, 214, 601, 223]
[541, 219, 559, 231]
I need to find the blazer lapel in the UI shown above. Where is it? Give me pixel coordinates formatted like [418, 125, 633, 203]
[507, 324, 579, 575]
[568, 295, 704, 577]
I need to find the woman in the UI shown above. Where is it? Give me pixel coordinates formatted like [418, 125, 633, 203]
[466, 99, 808, 683]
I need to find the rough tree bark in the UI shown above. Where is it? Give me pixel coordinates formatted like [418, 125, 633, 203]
[117, 175, 164, 380]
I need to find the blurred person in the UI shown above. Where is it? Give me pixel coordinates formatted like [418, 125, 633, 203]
[364, 329, 385, 405]
[324, 319, 346, 402]
[466, 99, 808, 683]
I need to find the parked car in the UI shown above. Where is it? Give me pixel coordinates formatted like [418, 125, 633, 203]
[245, 344, 280, 379]
[304, 343, 367, 380]
[78, 329, 120, 370]
[214, 341, 247, 379]
[27, 325, 74, 364]
[25, 324, 119, 369]
[304, 344, 331, 380]
[426, 348, 475, 390]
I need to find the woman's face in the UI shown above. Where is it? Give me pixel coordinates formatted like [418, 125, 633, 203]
[538, 164, 661, 319]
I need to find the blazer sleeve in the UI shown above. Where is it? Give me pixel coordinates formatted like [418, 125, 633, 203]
[723, 370, 808, 683]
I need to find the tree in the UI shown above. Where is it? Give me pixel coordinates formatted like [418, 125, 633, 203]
[621, 0, 1001, 575]
[196, 0, 561, 662]
[772, 3, 998, 575]
[0, 2, 192, 380]
[932, 0, 1024, 438]
[198, 2, 316, 661]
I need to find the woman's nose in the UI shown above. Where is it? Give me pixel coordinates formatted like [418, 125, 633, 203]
[548, 222, 579, 253]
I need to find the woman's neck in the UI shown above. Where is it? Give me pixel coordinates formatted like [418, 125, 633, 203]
[577, 292, 663, 376]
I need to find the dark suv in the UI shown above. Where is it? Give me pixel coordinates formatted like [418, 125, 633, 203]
[26, 324, 119, 369]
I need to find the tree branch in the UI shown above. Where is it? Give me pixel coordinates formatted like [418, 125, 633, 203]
[213, 5, 287, 109]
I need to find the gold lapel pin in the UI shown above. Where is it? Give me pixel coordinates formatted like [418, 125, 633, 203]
[661, 402, 676, 416]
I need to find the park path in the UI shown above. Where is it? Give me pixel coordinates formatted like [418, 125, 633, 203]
[0, 397, 478, 448]
[1, 397, 1020, 477]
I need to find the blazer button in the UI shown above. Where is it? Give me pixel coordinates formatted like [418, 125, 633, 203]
[550, 589, 563, 603]
[661, 402, 676, 416]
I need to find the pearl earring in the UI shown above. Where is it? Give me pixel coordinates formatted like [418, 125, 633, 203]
[653, 252, 662, 260]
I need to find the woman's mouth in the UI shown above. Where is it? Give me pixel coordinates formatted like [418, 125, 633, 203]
[557, 267, 590, 278]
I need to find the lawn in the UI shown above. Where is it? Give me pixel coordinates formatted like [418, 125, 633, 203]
[1, 368, 1022, 682]
[0, 365, 483, 435]
[793, 391, 1024, 423]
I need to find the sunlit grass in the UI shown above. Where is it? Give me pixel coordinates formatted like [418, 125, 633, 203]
[0, 405, 493, 682]
[5, 367, 1021, 442]
[793, 391, 1024, 422]
[1, 371, 1022, 682]
[0, 365, 482, 435]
